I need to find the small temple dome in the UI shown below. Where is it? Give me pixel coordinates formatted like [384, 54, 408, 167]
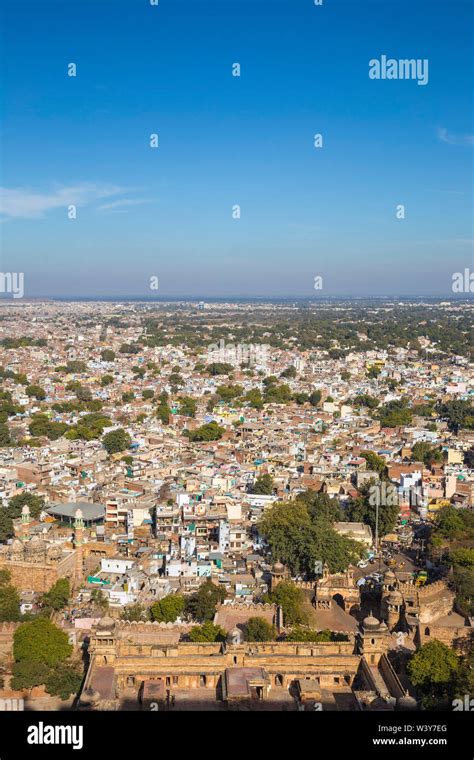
[74, 508, 84, 520]
[28, 534, 45, 547]
[97, 616, 115, 632]
[384, 569, 396, 580]
[363, 613, 381, 630]
[46, 544, 62, 560]
[227, 626, 242, 644]
[272, 561, 285, 575]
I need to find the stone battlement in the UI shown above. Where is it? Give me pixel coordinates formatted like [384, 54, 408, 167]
[418, 580, 450, 598]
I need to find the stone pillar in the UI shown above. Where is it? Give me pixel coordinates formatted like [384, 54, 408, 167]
[20, 505, 30, 541]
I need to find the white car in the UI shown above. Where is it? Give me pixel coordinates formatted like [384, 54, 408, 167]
[357, 560, 369, 568]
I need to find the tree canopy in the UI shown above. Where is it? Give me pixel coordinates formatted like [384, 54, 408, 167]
[14, 618, 72, 667]
[258, 492, 364, 576]
[150, 594, 185, 623]
[245, 617, 276, 642]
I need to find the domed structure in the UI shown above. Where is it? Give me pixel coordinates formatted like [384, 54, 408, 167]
[272, 561, 285, 575]
[46, 544, 62, 562]
[24, 535, 46, 563]
[227, 626, 243, 645]
[362, 612, 381, 630]
[96, 616, 115, 632]
[9, 538, 25, 560]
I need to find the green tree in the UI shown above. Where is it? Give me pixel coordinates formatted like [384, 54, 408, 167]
[157, 402, 171, 424]
[245, 617, 276, 642]
[42, 579, 70, 612]
[121, 604, 149, 622]
[377, 399, 412, 427]
[26, 384, 46, 401]
[179, 397, 197, 417]
[264, 582, 308, 626]
[435, 506, 465, 540]
[285, 627, 348, 642]
[244, 388, 264, 410]
[450, 548, 474, 568]
[10, 660, 50, 691]
[411, 442, 443, 466]
[150, 594, 185, 623]
[0, 570, 20, 621]
[0, 423, 12, 446]
[102, 428, 132, 455]
[351, 394, 380, 410]
[258, 498, 363, 576]
[9, 493, 45, 519]
[14, 618, 72, 667]
[309, 390, 322, 407]
[437, 400, 473, 434]
[45, 662, 83, 701]
[0, 509, 14, 541]
[184, 421, 225, 443]
[250, 474, 274, 495]
[66, 360, 87, 373]
[297, 491, 343, 522]
[188, 621, 226, 642]
[407, 640, 460, 708]
[101, 375, 114, 387]
[264, 383, 292, 404]
[206, 362, 234, 376]
[185, 580, 226, 622]
[346, 480, 399, 538]
[360, 450, 387, 476]
[100, 349, 115, 362]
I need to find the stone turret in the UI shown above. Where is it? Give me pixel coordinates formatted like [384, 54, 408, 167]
[270, 561, 288, 591]
[20, 505, 30, 541]
[358, 612, 389, 665]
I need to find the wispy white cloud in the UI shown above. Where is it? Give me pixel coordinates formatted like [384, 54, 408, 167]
[0, 183, 124, 219]
[437, 127, 474, 146]
[97, 198, 156, 213]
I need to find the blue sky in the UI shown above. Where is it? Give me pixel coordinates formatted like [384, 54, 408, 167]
[1, 0, 473, 297]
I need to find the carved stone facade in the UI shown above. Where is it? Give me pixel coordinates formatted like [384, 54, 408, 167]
[0, 538, 77, 593]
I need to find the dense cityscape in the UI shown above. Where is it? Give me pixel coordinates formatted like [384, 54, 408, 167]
[0, 298, 472, 712]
